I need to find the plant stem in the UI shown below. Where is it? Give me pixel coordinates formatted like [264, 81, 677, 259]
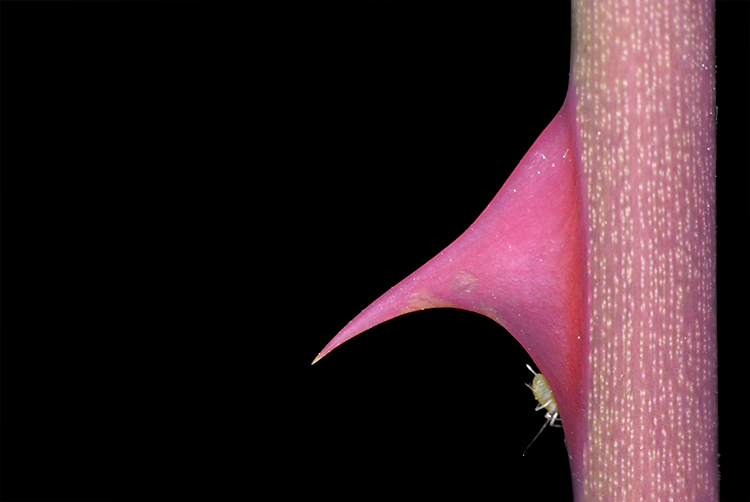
[571, 0, 717, 499]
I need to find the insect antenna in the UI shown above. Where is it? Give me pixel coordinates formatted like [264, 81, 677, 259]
[523, 415, 552, 457]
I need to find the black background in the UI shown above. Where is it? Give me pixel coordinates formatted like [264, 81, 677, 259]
[2, 1, 748, 502]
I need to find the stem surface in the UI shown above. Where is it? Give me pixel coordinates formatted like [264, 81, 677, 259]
[571, 0, 717, 499]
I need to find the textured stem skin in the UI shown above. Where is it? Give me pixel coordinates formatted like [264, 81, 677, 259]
[315, 0, 717, 499]
[572, 0, 717, 500]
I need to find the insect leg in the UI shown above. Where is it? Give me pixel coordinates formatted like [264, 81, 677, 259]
[523, 415, 553, 456]
[535, 398, 554, 412]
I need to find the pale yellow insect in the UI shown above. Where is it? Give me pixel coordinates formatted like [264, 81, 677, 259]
[524, 364, 561, 456]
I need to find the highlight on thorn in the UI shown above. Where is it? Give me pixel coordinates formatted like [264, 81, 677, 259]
[523, 364, 562, 456]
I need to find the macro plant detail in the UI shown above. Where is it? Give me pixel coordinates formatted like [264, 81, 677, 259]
[312, 0, 717, 500]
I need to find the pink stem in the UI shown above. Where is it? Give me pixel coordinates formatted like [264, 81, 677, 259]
[314, 0, 717, 499]
[572, 0, 717, 499]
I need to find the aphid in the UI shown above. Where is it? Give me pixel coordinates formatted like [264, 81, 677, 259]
[523, 364, 561, 456]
